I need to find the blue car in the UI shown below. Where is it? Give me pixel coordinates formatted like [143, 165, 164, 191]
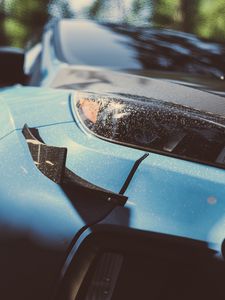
[1, 19, 225, 300]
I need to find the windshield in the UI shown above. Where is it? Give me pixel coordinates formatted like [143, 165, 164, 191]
[74, 92, 225, 169]
[54, 19, 225, 80]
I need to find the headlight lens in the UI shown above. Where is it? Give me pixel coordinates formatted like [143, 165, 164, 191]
[73, 91, 225, 169]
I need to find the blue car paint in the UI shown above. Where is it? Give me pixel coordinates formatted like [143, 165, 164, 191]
[1, 86, 225, 254]
[0, 87, 73, 135]
[0, 86, 142, 243]
[0, 129, 85, 248]
[40, 118, 225, 252]
[124, 153, 225, 251]
[0, 87, 82, 250]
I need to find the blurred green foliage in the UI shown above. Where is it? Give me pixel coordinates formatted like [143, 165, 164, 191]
[89, 0, 225, 42]
[0, 0, 225, 48]
[88, 0, 107, 18]
[0, 0, 74, 47]
[197, 0, 225, 41]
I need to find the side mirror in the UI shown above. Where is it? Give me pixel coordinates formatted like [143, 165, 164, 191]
[0, 47, 28, 87]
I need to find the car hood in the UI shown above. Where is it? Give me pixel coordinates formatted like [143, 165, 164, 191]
[1, 85, 225, 247]
[53, 20, 225, 96]
[50, 66, 225, 116]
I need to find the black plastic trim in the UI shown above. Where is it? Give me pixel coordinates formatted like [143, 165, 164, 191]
[56, 224, 218, 300]
[22, 124, 127, 206]
[119, 153, 149, 194]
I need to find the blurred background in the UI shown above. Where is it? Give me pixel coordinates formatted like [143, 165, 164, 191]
[0, 0, 225, 48]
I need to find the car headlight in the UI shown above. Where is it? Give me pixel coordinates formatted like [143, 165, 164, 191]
[73, 91, 225, 170]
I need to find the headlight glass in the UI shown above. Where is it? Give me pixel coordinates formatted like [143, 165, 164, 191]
[73, 91, 225, 169]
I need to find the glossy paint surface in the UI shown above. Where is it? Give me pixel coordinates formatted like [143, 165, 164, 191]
[0, 88, 82, 299]
[51, 67, 225, 115]
[38, 20, 225, 96]
[124, 153, 225, 251]
[0, 85, 225, 298]
[0, 86, 143, 299]
[56, 20, 225, 79]
[37, 97, 225, 252]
